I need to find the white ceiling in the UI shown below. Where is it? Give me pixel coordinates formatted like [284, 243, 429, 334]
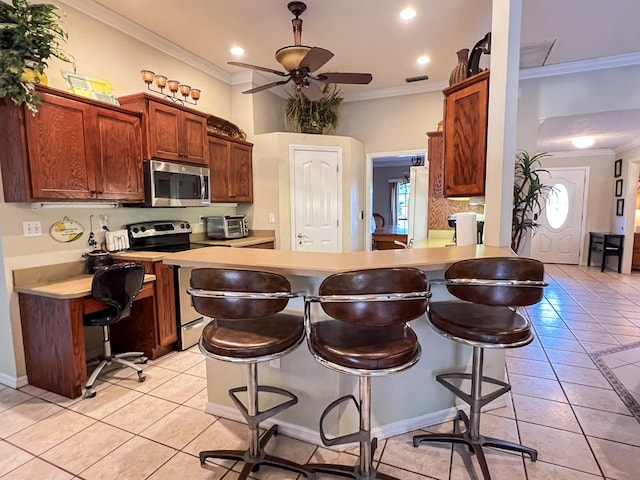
[63, 0, 640, 153]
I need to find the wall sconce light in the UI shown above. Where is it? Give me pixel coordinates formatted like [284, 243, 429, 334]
[140, 69, 201, 105]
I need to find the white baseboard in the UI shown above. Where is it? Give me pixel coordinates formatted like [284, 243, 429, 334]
[0, 373, 28, 389]
[205, 396, 506, 450]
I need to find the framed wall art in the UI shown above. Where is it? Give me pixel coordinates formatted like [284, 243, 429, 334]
[616, 179, 623, 197]
[614, 159, 622, 178]
[616, 198, 625, 216]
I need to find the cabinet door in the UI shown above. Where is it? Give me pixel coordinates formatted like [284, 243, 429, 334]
[228, 142, 253, 202]
[443, 73, 488, 197]
[24, 93, 96, 199]
[181, 111, 208, 164]
[208, 136, 231, 202]
[148, 101, 181, 161]
[94, 108, 144, 201]
[154, 262, 178, 345]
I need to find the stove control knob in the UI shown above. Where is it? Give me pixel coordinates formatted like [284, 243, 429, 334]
[140, 226, 147, 232]
[180, 223, 185, 229]
[132, 227, 139, 233]
[185, 223, 190, 229]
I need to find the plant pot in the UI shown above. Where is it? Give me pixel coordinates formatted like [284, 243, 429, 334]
[300, 122, 323, 134]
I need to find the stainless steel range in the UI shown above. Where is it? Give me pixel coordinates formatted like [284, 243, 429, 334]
[127, 220, 208, 350]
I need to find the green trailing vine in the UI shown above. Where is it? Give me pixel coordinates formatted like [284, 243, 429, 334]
[284, 83, 342, 134]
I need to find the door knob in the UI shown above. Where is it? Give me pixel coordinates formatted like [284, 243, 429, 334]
[297, 233, 306, 238]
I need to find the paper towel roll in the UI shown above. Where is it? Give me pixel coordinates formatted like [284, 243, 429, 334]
[455, 213, 477, 246]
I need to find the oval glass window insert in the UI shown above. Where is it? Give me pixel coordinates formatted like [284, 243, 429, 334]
[546, 183, 569, 229]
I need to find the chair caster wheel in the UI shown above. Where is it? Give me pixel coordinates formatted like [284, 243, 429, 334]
[138, 372, 146, 382]
[84, 388, 96, 399]
[139, 356, 148, 364]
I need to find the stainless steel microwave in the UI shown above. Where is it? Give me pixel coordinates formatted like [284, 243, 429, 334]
[143, 160, 210, 207]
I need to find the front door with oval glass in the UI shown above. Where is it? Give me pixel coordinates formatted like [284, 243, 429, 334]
[530, 168, 587, 264]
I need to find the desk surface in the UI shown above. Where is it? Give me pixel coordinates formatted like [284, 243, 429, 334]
[14, 274, 156, 299]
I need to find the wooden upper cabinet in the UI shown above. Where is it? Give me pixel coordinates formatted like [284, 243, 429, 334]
[443, 71, 489, 198]
[94, 109, 144, 201]
[208, 134, 253, 203]
[118, 93, 208, 165]
[0, 86, 143, 202]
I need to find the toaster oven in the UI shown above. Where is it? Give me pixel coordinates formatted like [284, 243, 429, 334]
[204, 215, 248, 239]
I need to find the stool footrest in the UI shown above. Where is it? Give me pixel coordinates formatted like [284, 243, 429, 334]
[436, 372, 510, 409]
[319, 394, 369, 447]
[229, 385, 298, 429]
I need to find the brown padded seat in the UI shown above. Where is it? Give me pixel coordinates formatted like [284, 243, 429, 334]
[310, 321, 419, 370]
[428, 302, 531, 346]
[201, 314, 304, 359]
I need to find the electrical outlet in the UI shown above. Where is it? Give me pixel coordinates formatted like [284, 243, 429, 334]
[268, 213, 276, 223]
[23, 221, 42, 237]
[268, 358, 280, 369]
[199, 216, 206, 224]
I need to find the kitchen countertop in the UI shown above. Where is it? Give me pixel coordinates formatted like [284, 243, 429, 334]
[164, 244, 514, 276]
[14, 273, 156, 299]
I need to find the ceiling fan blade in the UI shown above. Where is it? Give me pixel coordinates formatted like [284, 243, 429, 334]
[316, 72, 373, 84]
[228, 61, 288, 77]
[299, 47, 334, 72]
[300, 82, 325, 101]
[243, 78, 291, 94]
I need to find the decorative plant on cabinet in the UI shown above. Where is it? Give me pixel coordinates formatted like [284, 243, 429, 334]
[512, 151, 554, 253]
[0, 0, 74, 113]
[285, 83, 342, 134]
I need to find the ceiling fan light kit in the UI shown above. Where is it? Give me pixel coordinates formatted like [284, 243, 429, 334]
[228, 1, 372, 101]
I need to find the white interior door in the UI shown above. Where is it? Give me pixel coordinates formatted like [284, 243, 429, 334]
[408, 166, 429, 246]
[530, 168, 587, 264]
[291, 147, 341, 252]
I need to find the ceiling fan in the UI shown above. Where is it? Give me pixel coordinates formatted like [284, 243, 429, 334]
[228, 1, 373, 101]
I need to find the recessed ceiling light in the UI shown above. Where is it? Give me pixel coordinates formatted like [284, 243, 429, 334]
[571, 136, 595, 148]
[417, 55, 430, 65]
[230, 46, 245, 56]
[400, 7, 416, 20]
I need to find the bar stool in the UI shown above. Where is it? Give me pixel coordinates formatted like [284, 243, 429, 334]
[413, 257, 547, 480]
[305, 268, 429, 480]
[188, 268, 314, 480]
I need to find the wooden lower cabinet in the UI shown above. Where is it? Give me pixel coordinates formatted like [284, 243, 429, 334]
[111, 260, 177, 359]
[633, 233, 640, 270]
[244, 241, 275, 249]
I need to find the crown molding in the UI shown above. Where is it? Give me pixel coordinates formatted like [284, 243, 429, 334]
[520, 51, 640, 80]
[342, 81, 448, 103]
[57, 0, 231, 84]
[616, 136, 640, 154]
[545, 148, 615, 158]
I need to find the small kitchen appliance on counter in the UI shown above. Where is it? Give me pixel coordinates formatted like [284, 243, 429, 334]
[127, 220, 208, 350]
[204, 215, 248, 239]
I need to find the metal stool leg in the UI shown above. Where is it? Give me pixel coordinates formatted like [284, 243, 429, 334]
[199, 362, 314, 479]
[414, 347, 537, 480]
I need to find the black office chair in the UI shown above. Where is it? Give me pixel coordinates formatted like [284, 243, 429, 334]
[305, 268, 429, 480]
[188, 268, 314, 480]
[83, 262, 147, 398]
[413, 257, 547, 480]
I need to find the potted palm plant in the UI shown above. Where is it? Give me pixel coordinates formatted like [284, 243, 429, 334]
[0, 0, 74, 113]
[512, 150, 554, 253]
[285, 83, 343, 134]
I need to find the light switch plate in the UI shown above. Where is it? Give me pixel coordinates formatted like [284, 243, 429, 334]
[23, 221, 42, 237]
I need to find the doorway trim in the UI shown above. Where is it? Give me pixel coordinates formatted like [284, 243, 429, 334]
[366, 148, 427, 251]
[622, 154, 640, 273]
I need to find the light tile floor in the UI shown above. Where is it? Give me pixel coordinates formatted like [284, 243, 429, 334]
[2, 264, 640, 479]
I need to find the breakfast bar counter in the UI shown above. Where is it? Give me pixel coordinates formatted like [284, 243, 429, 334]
[165, 245, 515, 446]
